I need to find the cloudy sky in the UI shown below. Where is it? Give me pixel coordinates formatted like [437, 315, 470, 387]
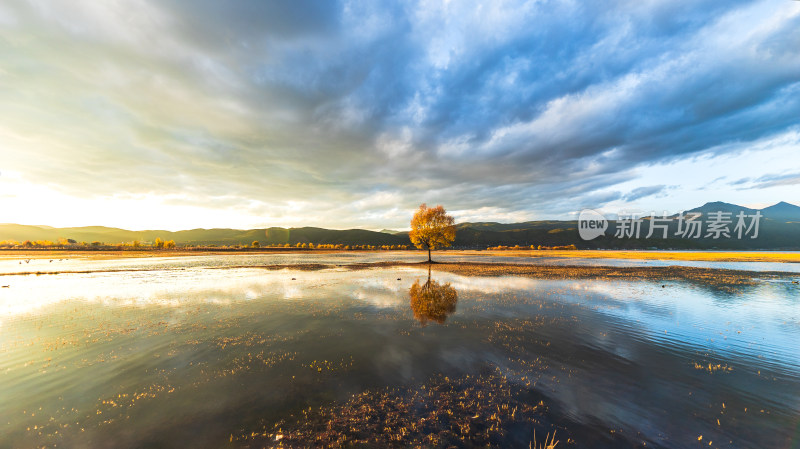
[1, 0, 799, 230]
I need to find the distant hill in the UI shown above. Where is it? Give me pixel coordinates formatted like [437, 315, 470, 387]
[1, 201, 798, 249]
[0, 224, 409, 247]
[760, 201, 800, 222]
[685, 201, 758, 216]
[684, 200, 800, 222]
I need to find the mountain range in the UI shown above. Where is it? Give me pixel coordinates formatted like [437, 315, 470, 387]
[1, 201, 799, 250]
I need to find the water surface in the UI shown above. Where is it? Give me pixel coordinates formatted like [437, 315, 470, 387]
[0, 262, 798, 448]
[2, 250, 800, 275]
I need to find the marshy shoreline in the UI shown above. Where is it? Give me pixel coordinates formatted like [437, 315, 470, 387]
[3, 255, 798, 286]
[227, 260, 798, 286]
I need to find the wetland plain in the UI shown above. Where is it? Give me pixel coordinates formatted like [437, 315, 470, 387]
[0, 251, 798, 448]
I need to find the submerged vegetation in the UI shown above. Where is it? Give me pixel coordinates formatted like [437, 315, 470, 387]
[249, 369, 559, 448]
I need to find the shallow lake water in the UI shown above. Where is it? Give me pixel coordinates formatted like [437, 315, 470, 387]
[0, 258, 799, 448]
[2, 250, 800, 275]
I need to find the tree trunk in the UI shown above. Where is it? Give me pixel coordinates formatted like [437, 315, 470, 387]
[428, 247, 431, 263]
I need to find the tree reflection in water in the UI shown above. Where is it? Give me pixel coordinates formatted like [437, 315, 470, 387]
[409, 269, 458, 325]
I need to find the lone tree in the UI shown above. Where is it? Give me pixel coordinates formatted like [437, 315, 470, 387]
[409, 203, 456, 263]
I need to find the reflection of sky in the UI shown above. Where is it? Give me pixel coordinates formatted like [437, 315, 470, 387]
[0, 267, 417, 324]
[3, 265, 798, 380]
[0, 268, 342, 323]
[564, 280, 800, 376]
[435, 271, 800, 376]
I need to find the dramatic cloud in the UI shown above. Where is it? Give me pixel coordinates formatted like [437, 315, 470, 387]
[623, 185, 670, 202]
[1, 0, 799, 229]
[751, 172, 800, 189]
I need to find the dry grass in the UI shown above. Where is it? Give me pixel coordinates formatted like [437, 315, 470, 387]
[248, 370, 558, 448]
[9, 259, 794, 285]
[483, 249, 800, 263]
[693, 363, 733, 374]
[531, 430, 559, 449]
[229, 260, 789, 284]
[411, 262, 790, 285]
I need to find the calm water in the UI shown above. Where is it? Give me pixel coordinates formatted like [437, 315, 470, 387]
[2, 250, 800, 274]
[0, 259, 799, 448]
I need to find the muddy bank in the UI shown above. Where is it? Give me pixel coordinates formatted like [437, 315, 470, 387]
[4, 259, 798, 286]
[234, 261, 796, 285]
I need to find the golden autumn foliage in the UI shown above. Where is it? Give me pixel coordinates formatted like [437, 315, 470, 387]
[488, 244, 577, 250]
[409, 273, 458, 325]
[409, 204, 456, 262]
[311, 243, 409, 250]
[0, 239, 413, 251]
